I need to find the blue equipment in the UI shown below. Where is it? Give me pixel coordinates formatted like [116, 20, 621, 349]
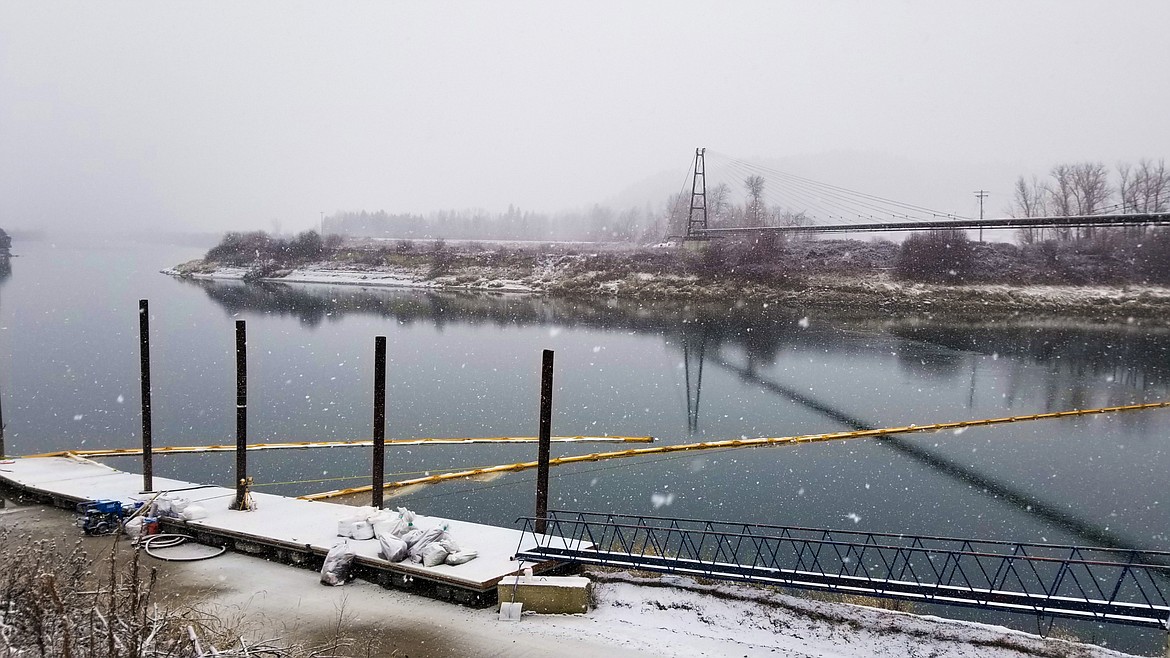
[76, 500, 140, 535]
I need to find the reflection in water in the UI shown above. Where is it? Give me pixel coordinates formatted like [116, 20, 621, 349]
[890, 324, 1170, 410]
[186, 277, 814, 363]
[188, 277, 1170, 403]
[682, 327, 709, 434]
[895, 341, 964, 380]
[715, 356, 1168, 566]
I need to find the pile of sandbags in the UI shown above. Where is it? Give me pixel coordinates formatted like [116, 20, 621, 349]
[145, 492, 209, 522]
[333, 506, 477, 567]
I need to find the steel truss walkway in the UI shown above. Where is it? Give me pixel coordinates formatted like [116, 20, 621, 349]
[514, 511, 1170, 630]
[697, 211, 1170, 235]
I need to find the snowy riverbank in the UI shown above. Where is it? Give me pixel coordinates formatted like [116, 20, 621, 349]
[166, 256, 1170, 324]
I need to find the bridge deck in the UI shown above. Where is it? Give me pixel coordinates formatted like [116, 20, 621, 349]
[0, 456, 570, 605]
[515, 510, 1170, 630]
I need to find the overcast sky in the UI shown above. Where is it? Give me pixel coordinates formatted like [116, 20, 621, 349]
[2, 1, 1168, 234]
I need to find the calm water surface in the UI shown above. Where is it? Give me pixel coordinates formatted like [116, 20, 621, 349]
[2, 238, 1167, 652]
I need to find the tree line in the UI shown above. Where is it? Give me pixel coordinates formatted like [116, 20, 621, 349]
[323, 172, 810, 244]
[1010, 158, 1168, 242]
[323, 204, 665, 243]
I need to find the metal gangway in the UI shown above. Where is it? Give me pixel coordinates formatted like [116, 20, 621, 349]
[515, 510, 1170, 630]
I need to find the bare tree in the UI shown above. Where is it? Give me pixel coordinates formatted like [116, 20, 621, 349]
[1070, 162, 1110, 213]
[708, 182, 732, 228]
[775, 208, 811, 240]
[1072, 162, 1111, 239]
[744, 175, 766, 226]
[1047, 162, 1111, 240]
[1119, 158, 1169, 213]
[663, 190, 692, 238]
[1011, 175, 1049, 244]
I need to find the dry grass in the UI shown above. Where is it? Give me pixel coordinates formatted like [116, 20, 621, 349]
[0, 526, 367, 657]
[799, 590, 917, 613]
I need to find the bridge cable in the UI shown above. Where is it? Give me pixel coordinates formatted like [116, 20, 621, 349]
[708, 150, 966, 220]
[714, 157, 941, 225]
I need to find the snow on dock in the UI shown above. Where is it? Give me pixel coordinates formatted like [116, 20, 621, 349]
[0, 455, 577, 604]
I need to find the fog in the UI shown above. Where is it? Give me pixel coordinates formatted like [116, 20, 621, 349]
[2, 1, 1168, 236]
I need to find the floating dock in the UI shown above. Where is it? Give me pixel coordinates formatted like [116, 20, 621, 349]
[0, 455, 578, 606]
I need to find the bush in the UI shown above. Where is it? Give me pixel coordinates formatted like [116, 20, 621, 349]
[1137, 229, 1170, 284]
[894, 230, 975, 283]
[205, 230, 328, 266]
[205, 231, 272, 265]
[286, 230, 324, 260]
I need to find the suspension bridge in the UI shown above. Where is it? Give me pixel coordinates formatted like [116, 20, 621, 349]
[680, 148, 1170, 238]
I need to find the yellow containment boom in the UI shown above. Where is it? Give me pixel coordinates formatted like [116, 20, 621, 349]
[300, 400, 1170, 501]
[20, 435, 654, 459]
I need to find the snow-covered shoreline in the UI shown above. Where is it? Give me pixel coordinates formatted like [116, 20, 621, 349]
[166, 258, 1170, 323]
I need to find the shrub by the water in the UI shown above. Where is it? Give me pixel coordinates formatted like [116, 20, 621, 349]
[894, 230, 975, 283]
[205, 230, 327, 266]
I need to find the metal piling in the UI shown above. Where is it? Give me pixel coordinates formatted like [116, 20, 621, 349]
[535, 349, 554, 534]
[139, 299, 153, 492]
[372, 336, 386, 509]
[230, 320, 249, 510]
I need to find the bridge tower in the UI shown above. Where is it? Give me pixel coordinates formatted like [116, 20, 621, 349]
[684, 148, 709, 248]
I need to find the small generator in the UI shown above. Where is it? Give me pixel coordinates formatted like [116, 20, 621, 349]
[76, 500, 139, 535]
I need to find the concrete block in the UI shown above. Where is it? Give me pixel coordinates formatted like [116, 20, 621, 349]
[497, 575, 592, 614]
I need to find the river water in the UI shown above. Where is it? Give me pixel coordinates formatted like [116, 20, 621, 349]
[2, 237, 1167, 652]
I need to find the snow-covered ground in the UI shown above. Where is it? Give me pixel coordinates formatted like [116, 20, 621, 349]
[151, 550, 1145, 658]
[2, 480, 1153, 657]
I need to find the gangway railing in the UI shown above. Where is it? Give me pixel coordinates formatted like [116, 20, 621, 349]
[514, 510, 1170, 630]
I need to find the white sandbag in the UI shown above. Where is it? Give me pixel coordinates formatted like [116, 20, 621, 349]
[388, 517, 412, 537]
[351, 520, 375, 541]
[408, 526, 449, 562]
[400, 528, 425, 546]
[168, 496, 190, 513]
[438, 537, 461, 554]
[381, 507, 414, 537]
[123, 516, 144, 538]
[337, 515, 362, 538]
[445, 550, 478, 566]
[368, 509, 395, 524]
[379, 534, 409, 562]
[181, 505, 208, 521]
[320, 541, 355, 586]
[421, 543, 449, 567]
[152, 497, 172, 517]
[371, 518, 397, 540]
[369, 510, 395, 538]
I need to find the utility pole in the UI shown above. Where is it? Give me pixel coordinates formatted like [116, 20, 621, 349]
[319, 211, 325, 236]
[974, 190, 989, 242]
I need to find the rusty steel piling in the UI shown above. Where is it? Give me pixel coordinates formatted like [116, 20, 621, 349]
[372, 336, 387, 509]
[139, 299, 153, 492]
[535, 349, 554, 534]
